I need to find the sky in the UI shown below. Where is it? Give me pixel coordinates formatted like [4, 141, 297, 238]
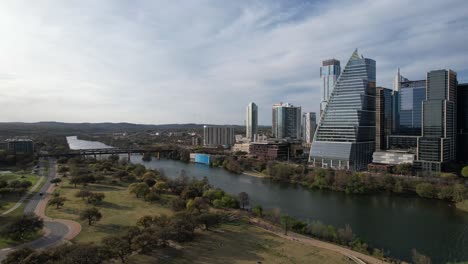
[0, 0, 467, 125]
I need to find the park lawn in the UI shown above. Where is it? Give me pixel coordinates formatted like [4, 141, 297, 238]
[0, 172, 43, 213]
[127, 222, 354, 264]
[46, 183, 174, 244]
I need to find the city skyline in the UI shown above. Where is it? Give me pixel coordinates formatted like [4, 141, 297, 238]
[0, 1, 467, 125]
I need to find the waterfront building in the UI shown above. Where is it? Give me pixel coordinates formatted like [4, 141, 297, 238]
[320, 59, 341, 116]
[232, 143, 252, 154]
[246, 102, 258, 141]
[372, 150, 415, 165]
[203, 125, 235, 146]
[302, 112, 317, 147]
[309, 49, 376, 171]
[272, 103, 301, 139]
[375, 87, 393, 150]
[5, 138, 34, 154]
[457, 83, 468, 162]
[415, 70, 457, 172]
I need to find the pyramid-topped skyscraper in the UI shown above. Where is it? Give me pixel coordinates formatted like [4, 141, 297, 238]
[309, 49, 376, 170]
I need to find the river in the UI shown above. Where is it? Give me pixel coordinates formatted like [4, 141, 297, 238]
[67, 136, 468, 263]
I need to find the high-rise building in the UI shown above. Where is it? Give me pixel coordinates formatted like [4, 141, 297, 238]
[375, 87, 393, 150]
[302, 112, 317, 146]
[457, 83, 468, 162]
[310, 49, 376, 171]
[392, 70, 426, 136]
[245, 102, 258, 141]
[320, 59, 341, 116]
[203, 125, 235, 146]
[272, 103, 301, 139]
[415, 70, 457, 172]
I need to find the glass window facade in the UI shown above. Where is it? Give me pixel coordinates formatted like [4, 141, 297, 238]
[395, 80, 426, 136]
[310, 50, 376, 171]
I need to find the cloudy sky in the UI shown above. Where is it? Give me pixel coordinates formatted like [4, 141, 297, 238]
[0, 0, 467, 125]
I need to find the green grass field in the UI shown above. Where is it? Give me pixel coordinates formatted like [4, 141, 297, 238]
[46, 183, 174, 243]
[128, 222, 354, 264]
[0, 172, 42, 212]
[47, 180, 352, 264]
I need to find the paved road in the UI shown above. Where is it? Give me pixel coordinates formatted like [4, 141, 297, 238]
[0, 158, 78, 262]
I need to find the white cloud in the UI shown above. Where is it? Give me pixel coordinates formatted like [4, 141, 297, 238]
[0, 0, 466, 125]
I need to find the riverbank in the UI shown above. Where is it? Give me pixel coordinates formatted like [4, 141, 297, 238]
[456, 200, 468, 212]
[242, 170, 271, 178]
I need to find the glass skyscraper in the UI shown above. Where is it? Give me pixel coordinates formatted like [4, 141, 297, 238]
[320, 59, 341, 116]
[415, 70, 457, 172]
[272, 103, 301, 139]
[458, 83, 468, 162]
[245, 102, 258, 141]
[375, 87, 393, 150]
[310, 49, 376, 170]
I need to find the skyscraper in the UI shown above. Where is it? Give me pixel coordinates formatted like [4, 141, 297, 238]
[415, 70, 457, 172]
[375, 87, 393, 150]
[457, 83, 468, 162]
[272, 103, 301, 139]
[203, 125, 235, 146]
[302, 112, 317, 146]
[310, 49, 376, 170]
[320, 59, 341, 116]
[246, 102, 258, 141]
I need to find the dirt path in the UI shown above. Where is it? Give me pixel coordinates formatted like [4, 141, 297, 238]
[249, 218, 389, 264]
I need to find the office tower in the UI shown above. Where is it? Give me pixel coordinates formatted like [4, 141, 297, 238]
[320, 59, 341, 116]
[375, 87, 393, 150]
[393, 70, 426, 135]
[272, 103, 301, 139]
[203, 125, 235, 146]
[310, 49, 376, 171]
[457, 83, 468, 162]
[302, 112, 317, 145]
[415, 70, 457, 172]
[246, 102, 258, 141]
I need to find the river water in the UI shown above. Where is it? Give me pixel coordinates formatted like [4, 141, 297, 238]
[67, 136, 468, 263]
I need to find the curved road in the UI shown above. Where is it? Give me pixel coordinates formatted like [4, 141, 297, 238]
[0, 158, 81, 262]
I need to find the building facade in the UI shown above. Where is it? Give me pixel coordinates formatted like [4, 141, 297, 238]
[246, 102, 258, 141]
[393, 70, 426, 136]
[375, 87, 393, 150]
[203, 125, 235, 146]
[5, 139, 34, 154]
[272, 103, 301, 139]
[372, 151, 415, 165]
[310, 49, 376, 171]
[457, 83, 468, 162]
[320, 59, 341, 116]
[415, 70, 457, 172]
[302, 112, 317, 146]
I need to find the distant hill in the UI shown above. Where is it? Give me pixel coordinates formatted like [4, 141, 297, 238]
[0, 122, 269, 136]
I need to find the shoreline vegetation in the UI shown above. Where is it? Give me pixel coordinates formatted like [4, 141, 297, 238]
[2, 155, 405, 264]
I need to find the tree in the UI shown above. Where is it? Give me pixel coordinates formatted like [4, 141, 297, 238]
[202, 188, 225, 203]
[416, 183, 435, 198]
[280, 214, 294, 235]
[221, 195, 239, 208]
[411, 249, 432, 264]
[253, 205, 263, 217]
[337, 224, 354, 245]
[3, 214, 43, 241]
[452, 184, 466, 202]
[128, 183, 149, 198]
[50, 178, 62, 186]
[80, 207, 102, 225]
[88, 192, 105, 205]
[102, 236, 132, 263]
[196, 212, 222, 230]
[461, 166, 468, 178]
[2, 247, 35, 264]
[186, 197, 208, 213]
[75, 189, 92, 200]
[238, 192, 250, 209]
[48, 196, 66, 209]
[155, 181, 167, 194]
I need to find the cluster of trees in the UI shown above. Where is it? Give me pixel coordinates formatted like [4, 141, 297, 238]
[0, 179, 32, 198]
[0, 214, 43, 241]
[211, 156, 266, 174]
